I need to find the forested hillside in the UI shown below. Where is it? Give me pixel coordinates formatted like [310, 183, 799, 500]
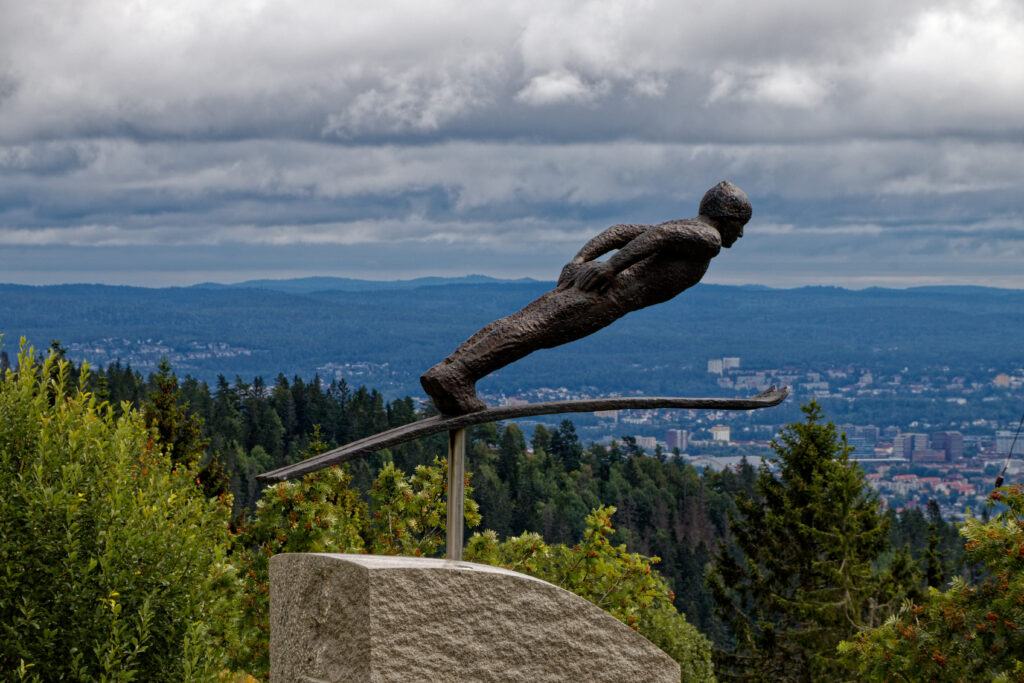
[49, 348, 966, 645]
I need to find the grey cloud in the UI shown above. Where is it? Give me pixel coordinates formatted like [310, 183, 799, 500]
[5, 222, 1022, 290]
[0, 0, 1020, 143]
[1, 137, 1022, 255]
[4, 136, 1021, 212]
[0, 0, 1022, 288]
[0, 141, 98, 175]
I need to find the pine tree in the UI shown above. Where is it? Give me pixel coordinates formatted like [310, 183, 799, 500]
[708, 401, 904, 681]
[497, 423, 525, 487]
[531, 424, 551, 456]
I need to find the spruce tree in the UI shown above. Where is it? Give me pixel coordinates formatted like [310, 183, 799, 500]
[143, 358, 208, 468]
[549, 419, 584, 470]
[708, 401, 904, 681]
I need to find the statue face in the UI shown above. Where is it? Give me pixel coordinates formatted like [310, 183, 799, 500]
[719, 218, 745, 248]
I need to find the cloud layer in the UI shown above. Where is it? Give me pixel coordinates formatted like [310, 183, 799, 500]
[1, 0, 1022, 286]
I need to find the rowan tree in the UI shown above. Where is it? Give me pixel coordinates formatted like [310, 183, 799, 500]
[839, 484, 1024, 681]
[230, 465, 367, 677]
[230, 454, 481, 678]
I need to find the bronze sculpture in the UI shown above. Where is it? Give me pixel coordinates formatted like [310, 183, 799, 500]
[420, 181, 753, 415]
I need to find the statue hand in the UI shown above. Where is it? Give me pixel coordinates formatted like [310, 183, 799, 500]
[573, 261, 615, 293]
[557, 262, 583, 289]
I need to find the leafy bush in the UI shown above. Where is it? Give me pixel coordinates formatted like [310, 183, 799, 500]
[0, 343, 239, 681]
[465, 506, 715, 681]
[231, 455, 481, 678]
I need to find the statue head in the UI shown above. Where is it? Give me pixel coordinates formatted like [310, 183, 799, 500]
[699, 181, 752, 223]
[699, 181, 751, 247]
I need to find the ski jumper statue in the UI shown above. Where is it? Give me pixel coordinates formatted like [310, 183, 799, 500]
[420, 181, 752, 415]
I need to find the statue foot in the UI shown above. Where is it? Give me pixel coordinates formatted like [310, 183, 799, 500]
[420, 363, 486, 416]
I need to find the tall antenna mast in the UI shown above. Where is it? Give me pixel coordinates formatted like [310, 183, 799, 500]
[994, 408, 1024, 489]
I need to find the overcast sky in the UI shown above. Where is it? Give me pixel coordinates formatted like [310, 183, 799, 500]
[1, 0, 1022, 288]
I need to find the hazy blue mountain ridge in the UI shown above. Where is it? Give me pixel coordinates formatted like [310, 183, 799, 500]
[2, 279, 1022, 401]
[190, 274, 539, 294]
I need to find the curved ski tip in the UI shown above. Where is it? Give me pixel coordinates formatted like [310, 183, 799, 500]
[753, 385, 790, 404]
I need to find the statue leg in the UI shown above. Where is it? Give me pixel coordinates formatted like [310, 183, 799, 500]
[421, 288, 622, 414]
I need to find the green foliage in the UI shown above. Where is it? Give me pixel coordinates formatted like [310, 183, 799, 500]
[887, 500, 967, 588]
[231, 465, 367, 676]
[366, 456, 482, 556]
[60, 354, 756, 644]
[708, 401, 908, 681]
[0, 342, 240, 681]
[143, 358, 208, 468]
[549, 419, 584, 470]
[840, 484, 1024, 681]
[230, 455, 480, 678]
[143, 358, 230, 499]
[11, 347, 976, 678]
[83, 359, 441, 517]
[12, 339, 997, 681]
[466, 506, 715, 681]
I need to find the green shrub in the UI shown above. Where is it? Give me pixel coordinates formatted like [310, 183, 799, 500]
[230, 455, 481, 678]
[230, 465, 367, 677]
[465, 506, 715, 681]
[0, 343, 240, 681]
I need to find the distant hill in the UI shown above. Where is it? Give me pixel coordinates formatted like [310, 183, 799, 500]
[2, 280, 1023, 401]
[190, 274, 539, 294]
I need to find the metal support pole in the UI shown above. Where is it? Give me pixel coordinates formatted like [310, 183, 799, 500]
[446, 428, 466, 560]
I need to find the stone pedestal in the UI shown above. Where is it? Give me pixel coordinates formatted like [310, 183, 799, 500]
[270, 553, 680, 682]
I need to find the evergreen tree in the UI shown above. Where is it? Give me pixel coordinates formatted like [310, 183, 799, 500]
[924, 499, 949, 589]
[621, 435, 645, 457]
[497, 423, 525, 487]
[549, 419, 584, 470]
[241, 379, 286, 469]
[531, 424, 551, 456]
[143, 358, 208, 468]
[271, 373, 298, 438]
[708, 401, 905, 681]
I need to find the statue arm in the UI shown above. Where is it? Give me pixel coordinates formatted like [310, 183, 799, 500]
[571, 224, 721, 292]
[607, 224, 719, 271]
[571, 224, 649, 264]
[557, 224, 648, 289]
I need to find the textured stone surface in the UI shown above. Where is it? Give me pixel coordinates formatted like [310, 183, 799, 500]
[270, 553, 680, 682]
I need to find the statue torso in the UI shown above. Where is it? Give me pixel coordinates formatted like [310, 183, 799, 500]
[611, 221, 720, 310]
